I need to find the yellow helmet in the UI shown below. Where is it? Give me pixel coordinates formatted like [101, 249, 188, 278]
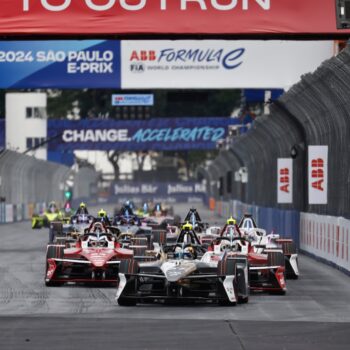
[80, 202, 86, 208]
[98, 209, 107, 218]
[227, 216, 236, 225]
[182, 221, 193, 231]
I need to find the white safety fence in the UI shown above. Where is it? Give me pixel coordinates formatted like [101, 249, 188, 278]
[0, 202, 47, 224]
[300, 213, 350, 272]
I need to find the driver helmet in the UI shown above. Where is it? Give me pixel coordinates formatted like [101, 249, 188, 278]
[226, 216, 236, 225]
[143, 202, 149, 213]
[48, 201, 58, 213]
[64, 202, 71, 214]
[182, 221, 193, 231]
[98, 208, 107, 218]
[77, 202, 89, 214]
[174, 246, 194, 260]
[76, 214, 89, 224]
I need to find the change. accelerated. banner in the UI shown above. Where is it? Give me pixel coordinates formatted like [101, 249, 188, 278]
[0, 40, 121, 88]
[47, 118, 238, 151]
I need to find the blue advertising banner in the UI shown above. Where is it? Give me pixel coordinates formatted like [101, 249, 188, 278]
[48, 118, 238, 151]
[0, 40, 121, 88]
[112, 181, 207, 205]
[0, 119, 4, 149]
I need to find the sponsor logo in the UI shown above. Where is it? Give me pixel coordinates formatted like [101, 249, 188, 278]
[115, 184, 140, 195]
[128, 47, 245, 72]
[112, 94, 154, 106]
[279, 167, 290, 193]
[168, 184, 194, 195]
[311, 158, 325, 191]
[132, 127, 225, 143]
[62, 129, 129, 142]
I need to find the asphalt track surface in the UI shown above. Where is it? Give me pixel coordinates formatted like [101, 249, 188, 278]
[0, 203, 350, 349]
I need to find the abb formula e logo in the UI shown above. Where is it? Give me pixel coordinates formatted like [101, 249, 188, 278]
[23, 1, 271, 12]
[128, 47, 245, 73]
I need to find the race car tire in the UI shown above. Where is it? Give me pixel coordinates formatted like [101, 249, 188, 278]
[43, 216, 50, 228]
[133, 237, 148, 246]
[132, 247, 147, 259]
[49, 222, 64, 243]
[117, 297, 137, 306]
[280, 241, 297, 255]
[152, 230, 167, 246]
[238, 296, 249, 304]
[46, 245, 64, 260]
[118, 259, 139, 275]
[267, 251, 285, 268]
[173, 215, 181, 226]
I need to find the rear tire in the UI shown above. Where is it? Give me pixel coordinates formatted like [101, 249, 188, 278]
[267, 251, 285, 268]
[173, 215, 181, 226]
[152, 230, 167, 246]
[238, 296, 249, 304]
[117, 297, 137, 306]
[280, 241, 297, 255]
[118, 259, 139, 274]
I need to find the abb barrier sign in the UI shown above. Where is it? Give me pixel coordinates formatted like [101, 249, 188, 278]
[277, 158, 292, 204]
[308, 146, 328, 205]
[0, 1, 349, 35]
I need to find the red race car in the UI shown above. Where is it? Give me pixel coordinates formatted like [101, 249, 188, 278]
[45, 221, 133, 286]
[208, 223, 286, 294]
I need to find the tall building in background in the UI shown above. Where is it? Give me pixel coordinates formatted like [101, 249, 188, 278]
[6, 93, 47, 160]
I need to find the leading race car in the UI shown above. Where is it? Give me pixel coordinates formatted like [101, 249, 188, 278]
[45, 221, 134, 286]
[116, 222, 249, 306]
[238, 214, 299, 279]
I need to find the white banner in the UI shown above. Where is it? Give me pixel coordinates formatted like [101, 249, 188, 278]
[308, 146, 328, 205]
[300, 213, 350, 272]
[277, 158, 293, 204]
[121, 40, 334, 89]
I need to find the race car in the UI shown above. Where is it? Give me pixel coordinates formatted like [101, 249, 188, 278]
[115, 222, 249, 306]
[45, 221, 134, 286]
[238, 214, 299, 279]
[141, 203, 181, 230]
[113, 204, 141, 227]
[211, 221, 287, 294]
[32, 201, 64, 229]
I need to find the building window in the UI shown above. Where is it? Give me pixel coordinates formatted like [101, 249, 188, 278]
[26, 137, 46, 150]
[26, 107, 46, 119]
[26, 138, 33, 149]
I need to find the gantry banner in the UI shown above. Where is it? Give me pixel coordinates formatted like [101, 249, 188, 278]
[0, 1, 349, 36]
[47, 117, 239, 151]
